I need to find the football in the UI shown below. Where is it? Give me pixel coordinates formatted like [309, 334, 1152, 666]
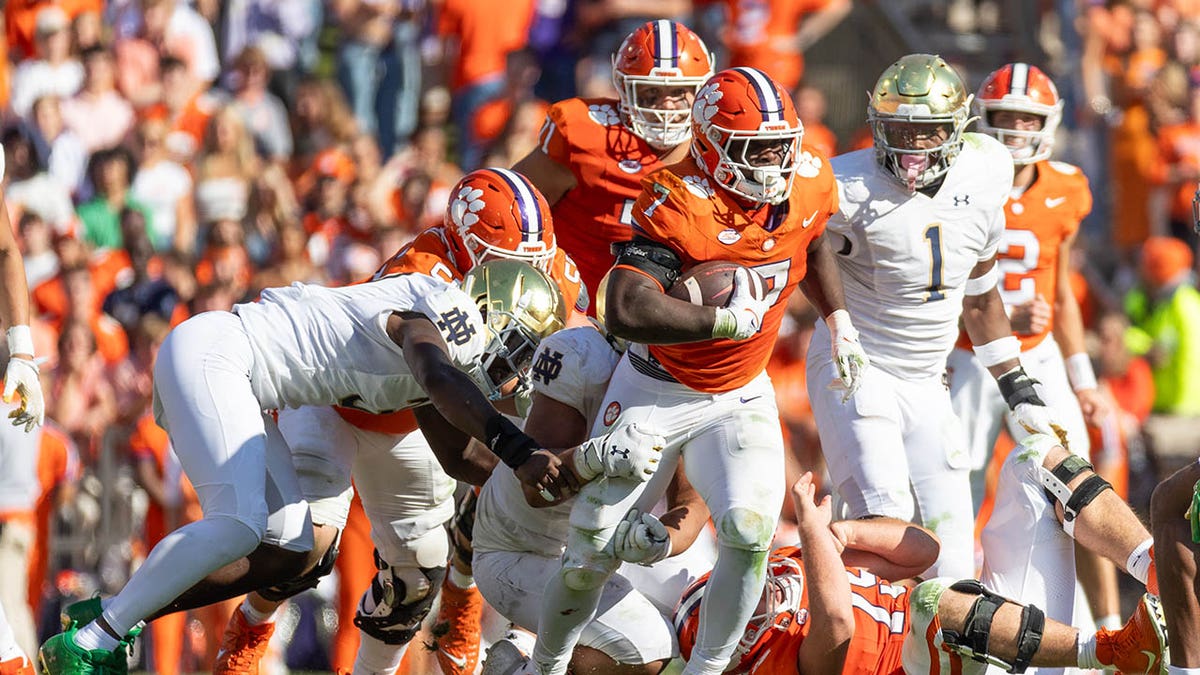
[666, 261, 767, 307]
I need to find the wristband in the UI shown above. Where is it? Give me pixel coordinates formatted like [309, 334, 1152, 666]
[997, 366, 1046, 409]
[964, 264, 999, 296]
[6, 325, 34, 357]
[973, 335, 1021, 368]
[485, 414, 537, 468]
[1065, 353, 1098, 392]
[711, 308, 735, 340]
[826, 309, 856, 337]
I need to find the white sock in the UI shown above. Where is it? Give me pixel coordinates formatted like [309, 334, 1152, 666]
[353, 631, 409, 674]
[240, 597, 278, 626]
[1126, 538, 1154, 586]
[1168, 667, 1200, 674]
[1076, 632, 1101, 669]
[682, 545, 770, 675]
[72, 621, 120, 652]
[1096, 613, 1122, 631]
[448, 567, 475, 590]
[100, 516, 262, 638]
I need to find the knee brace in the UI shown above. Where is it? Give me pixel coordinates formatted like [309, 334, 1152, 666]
[258, 530, 341, 602]
[715, 507, 775, 552]
[1039, 454, 1112, 539]
[941, 579, 1045, 674]
[560, 526, 620, 592]
[353, 550, 447, 645]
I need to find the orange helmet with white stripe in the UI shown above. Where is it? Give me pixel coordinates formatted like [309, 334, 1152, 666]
[974, 63, 1063, 165]
[612, 20, 714, 149]
[444, 168, 557, 274]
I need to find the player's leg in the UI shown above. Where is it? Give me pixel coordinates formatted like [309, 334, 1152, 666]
[0, 518, 35, 660]
[947, 345, 1008, 507]
[0, 601, 32, 674]
[475, 551, 674, 675]
[351, 428, 457, 674]
[532, 355, 686, 675]
[678, 384, 785, 675]
[807, 355, 916, 522]
[1151, 459, 1200, 671]
[903, 376, 975, 578]
[430, 487, 483, 675]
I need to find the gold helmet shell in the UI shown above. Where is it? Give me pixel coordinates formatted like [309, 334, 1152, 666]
[459, 259, 566, 400]
[867, 54, 972, 191]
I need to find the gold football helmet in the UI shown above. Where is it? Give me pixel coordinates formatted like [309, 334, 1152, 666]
[868, 54, 972, 191]
[459, 259, 566, 401]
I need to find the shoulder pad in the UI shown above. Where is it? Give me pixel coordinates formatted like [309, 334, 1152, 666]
[408, 280, 487, 369]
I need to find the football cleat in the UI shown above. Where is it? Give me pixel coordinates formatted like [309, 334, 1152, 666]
[0, 654, 33, 675]
[58, 600, 141, 642]
[1095, 593, 1169, 675]
[37, 629, 128, 675]
[430, 578, 484, 675]
[480, 630, 537, 675]
[213, 608, 276, 675]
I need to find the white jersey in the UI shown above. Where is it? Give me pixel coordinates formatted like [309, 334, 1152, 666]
[0, 408, 42, 514]
[828, 133, 1012, 380]
[233, 274, 487, 412]
[474, 325, 622, 557]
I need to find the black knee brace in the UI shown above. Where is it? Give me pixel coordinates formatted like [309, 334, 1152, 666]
[941, 579, 1044, 674]
[257, 531, 341, 602]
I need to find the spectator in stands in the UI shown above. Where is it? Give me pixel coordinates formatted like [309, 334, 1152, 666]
[1125, 236, 1200, 415]
[10, 7, 84, 118]
[131, 115, 197, 254]
[29, 95, 88, 199]
[288, 74, 358, 176]
[228, 46, 294, 164]
[19, 214, 59, 290]
[220, 0, 321, 98]
[61, 46, 136, 155]
[115, 0, 219, 108]
[793, 84, 837, 159]
[252, 219, 324, 292]
[58, 264, 129, 368]
[77, 146, 154, 251]
[721, 0, 851, 91]
[103, 208, 182, 335]
[194, 107, 257, 232]
[70, 9, 104, 54]
[46, 318, 118, 456]
[1155, 84, 1200, 244]
[2, 127, 77, 237]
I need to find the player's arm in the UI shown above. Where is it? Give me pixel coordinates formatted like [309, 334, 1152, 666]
[831, 517, 940, 582]
[659, 462, 711, 556]
[1052, 232, 1107, 425]
[0, 188, 43, 431]
[512, 144, 576, 205]
[387, 311, 579, 497]
[792, 472, 854, 675]
[801, 232, 869, 398]
[412, 404, 499, 486]
[789, 0, 852, 52]
[520, 390, 590, 507]
[603, 244, 725, 344]
[611, 461, 710, 566]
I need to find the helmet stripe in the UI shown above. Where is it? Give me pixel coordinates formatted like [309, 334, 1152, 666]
[734, 67, 782, 122]
[673, 579, 706, 634]
[654, 19, 678, 67]
[492, 167, 542, 243]
[1010, 63, 1029, 96]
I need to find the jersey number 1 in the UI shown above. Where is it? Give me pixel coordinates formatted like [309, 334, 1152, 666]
[925, 224, 946, 302]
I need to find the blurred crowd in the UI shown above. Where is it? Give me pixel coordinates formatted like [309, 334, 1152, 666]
[0, 0, 1197, 673]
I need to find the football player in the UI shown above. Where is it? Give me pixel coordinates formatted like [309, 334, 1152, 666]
[513, 19, 714, 303]
[205, 168, 588, 675]
[1151, 458, 1200, 675]
[531, 66, 868, 675]
[37, 260, 567, 675]
[808, 54, 1059, 580]
[947, 62, 1130, 630]
[674, 468, 1168, 675]
[473, 309, 718, 675]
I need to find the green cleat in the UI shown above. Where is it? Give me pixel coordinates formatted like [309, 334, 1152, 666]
[37, 629, 128, 675]
[58, 599, 141, 641]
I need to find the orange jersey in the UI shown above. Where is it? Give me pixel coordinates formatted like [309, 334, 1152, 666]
[724, 0, 838, 90]
[436, 0, 535, 89]
[956, 160, 1091, 352]
[628, 152, 836, 392]
[539, 97, 670, 303]
[741, 547, 909, 674]
[1155, 122, 1200, 222]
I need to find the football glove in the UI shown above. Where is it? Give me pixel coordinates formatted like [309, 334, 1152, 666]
[712, 268, 768, 341]
[826, 309, 869, 402]
[612, 509, 671, 566]
[574, 423, 664, 482]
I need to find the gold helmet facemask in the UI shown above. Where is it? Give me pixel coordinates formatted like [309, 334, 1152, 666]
[459, 259, 567, 404]
[868, 54, 972, 192]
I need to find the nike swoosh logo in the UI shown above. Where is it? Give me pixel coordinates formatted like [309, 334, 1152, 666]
[1044, 196, 1067, 208]
[802, 211, 819, 228]
[440, 648, 468, 670]
[1141, 649, 1158, 671]
[739, 396, 762, 404]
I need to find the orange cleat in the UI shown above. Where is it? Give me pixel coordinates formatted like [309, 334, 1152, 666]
[430, 578, 483, 675]
[0, 655, 33, 675]
[1096, 593, 1168, 675]
[213, 609, 275, 675]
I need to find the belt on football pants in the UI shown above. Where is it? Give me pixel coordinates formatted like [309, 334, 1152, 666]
[627, 345, 680, 384]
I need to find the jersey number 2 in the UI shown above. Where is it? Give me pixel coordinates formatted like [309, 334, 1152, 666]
[925, 224, 946, 302]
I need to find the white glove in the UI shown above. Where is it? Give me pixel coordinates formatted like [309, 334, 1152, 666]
[712, 268, 769, 341]
[1011, 402, 1069, 449]
[574, 423, 664, 482]
[826, 309, 869, 403]
[612, 508, 671, 566]
[4, 325, 42, 433]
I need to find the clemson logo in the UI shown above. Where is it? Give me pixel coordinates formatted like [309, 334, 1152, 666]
[682, 174, 714, 199]
[693, 82, 724, 125]
[587, 104, 620, 126]
[795, 151, 822, 178]
[450, 186, 486, 229]
[603, 401, 622, 427]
